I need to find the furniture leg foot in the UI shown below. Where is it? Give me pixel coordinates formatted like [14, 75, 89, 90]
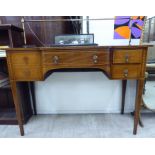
[131, 111, 144, 127]
[20, 124, 24, 136]
[133, 128, 137, 135]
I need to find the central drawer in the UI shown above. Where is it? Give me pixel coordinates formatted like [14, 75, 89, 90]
[42, 51, 110, 67]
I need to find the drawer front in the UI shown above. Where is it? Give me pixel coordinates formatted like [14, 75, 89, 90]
[10, 52, 41, 66]
[112, 65, 141, 79]
[113, 49, 143, 64]
[12, 66, 42, 81]
[42, 51, 110, 67]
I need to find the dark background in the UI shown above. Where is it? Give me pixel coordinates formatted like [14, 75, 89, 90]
[0, 16, 81, 46]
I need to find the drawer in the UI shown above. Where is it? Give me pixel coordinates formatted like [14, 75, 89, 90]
[42, 51, 110, 67]
[113, 49, 143, 64]
[112, 65, 141, 79]
[12, 66, 42, 81]
[10, 52, 41, 66]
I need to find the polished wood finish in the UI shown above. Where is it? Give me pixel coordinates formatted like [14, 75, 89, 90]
[113, 49, 143, 64]
[42, 49, 110, 76]
[8, 51, 42, 81]
[111, 48, 146, 80]
[10, 51, 41, 65]
[112, 64, 141, 79]
[5, 45, 149, 136]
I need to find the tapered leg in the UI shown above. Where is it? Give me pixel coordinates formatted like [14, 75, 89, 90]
[10, 81, 24, 136]
[29, 82, 37, 115]
[133, 79, 144, 135]
[121, 80, 127, 114]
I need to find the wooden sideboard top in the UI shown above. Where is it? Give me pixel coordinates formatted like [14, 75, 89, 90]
[3, 45, 152, 52]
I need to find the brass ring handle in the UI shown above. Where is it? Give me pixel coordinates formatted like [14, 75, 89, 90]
[125, 54, 129, 63]
[93, 55, 98, 64]
[53, 55, 59, 64]
[124, 69, 128, 77]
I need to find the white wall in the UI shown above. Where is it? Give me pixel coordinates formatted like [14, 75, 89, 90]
[36, 73, 136, 114]
[35, 16, 139, 114]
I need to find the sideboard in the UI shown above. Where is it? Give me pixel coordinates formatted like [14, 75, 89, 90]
[5, 45, 149, 136]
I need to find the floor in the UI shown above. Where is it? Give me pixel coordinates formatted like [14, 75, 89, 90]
[0, 113, 155, 138]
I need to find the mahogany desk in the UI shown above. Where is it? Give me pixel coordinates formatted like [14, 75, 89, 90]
[5, 45, 149, 136]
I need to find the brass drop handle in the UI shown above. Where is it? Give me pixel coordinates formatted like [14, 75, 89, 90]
[125, 54, 129, 63]
[124, 69, 128, 77]
[93, 55, 98, 64]
[53, 56, 59, 64]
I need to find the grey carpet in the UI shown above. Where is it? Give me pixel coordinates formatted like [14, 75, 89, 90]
[0, 113, 155, 138]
